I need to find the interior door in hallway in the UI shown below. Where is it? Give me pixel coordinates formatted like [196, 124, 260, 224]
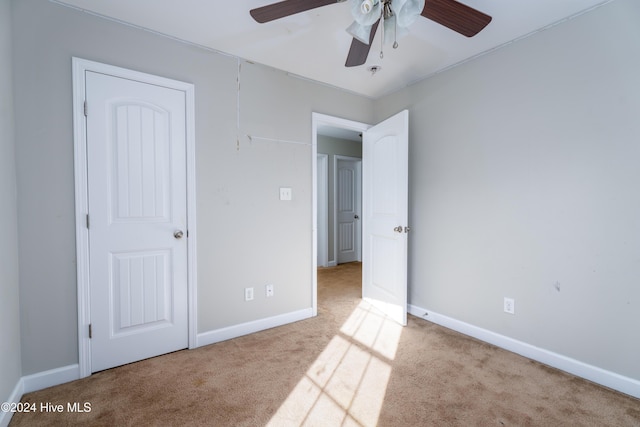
[85, 70, 189, 372]
[336, 157, 362, 264]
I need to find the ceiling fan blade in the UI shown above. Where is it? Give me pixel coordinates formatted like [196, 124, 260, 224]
[345, 20, 380, 67]
[250, 0, 337, 23]
[422, 0, 492, 37]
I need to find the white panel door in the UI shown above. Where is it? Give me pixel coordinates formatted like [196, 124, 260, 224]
[362, 110, 409, 326]
[337, 158, 361, 264]
[86, 71, 188, 372]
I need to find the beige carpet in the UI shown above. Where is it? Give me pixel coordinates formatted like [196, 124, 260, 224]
[10, 262, 640, 426]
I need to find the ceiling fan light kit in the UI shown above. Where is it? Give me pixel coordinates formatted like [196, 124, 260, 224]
[360, 0, 375, 14]
[346, 0, 425, 62]
[250, 0, 492, 68]
[346, 0, 382, 45]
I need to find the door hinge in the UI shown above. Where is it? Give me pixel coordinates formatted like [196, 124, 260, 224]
[88, 324, 92, 339]
[83, 100, 88, 117]
[86, 214, 90, 229]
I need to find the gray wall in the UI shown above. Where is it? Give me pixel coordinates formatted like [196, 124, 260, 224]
[375, 0, 640, 380]
[8, 0, 640, 387]
[318, 135, 362, 263]
[0, 0, 22, 403]
[12, 0, 374, 374]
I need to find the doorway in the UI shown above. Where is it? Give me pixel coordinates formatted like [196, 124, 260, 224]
[312, 111, 409, 325]
[312, 114, 368, 316]
[317, 132, 363, 311]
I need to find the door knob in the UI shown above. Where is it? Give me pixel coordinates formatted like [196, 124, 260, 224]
[354, 214, 359, 219]
[393, 226, 403, 233]
[174, 230, 184, 239]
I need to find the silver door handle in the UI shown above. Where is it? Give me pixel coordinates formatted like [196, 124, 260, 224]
[393, 226, 403, 233]
[404, 226, 411, 233]
[174, 230, 184, 239]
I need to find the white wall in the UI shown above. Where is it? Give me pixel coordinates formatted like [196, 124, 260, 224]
[375, 0, 640, 381]
[12, 0, 374, 374]
[0, 0, 22, 407]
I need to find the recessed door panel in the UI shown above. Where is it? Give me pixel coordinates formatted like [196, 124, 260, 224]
[371, 136, 399, 217]
[111, 250, 171, 334]
[111, 103, 171, 222]
[370, 235, 398, 297]
[339, 222, 355, 252]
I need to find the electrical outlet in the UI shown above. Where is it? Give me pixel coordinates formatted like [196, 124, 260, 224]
[266, 284, 274, 297]
[279, 187, 292, 201]
[245, 287, 254, 301]
[504, 297, 515, 314]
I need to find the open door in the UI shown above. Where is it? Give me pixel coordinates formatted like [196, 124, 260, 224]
[362, 110, 409, 326]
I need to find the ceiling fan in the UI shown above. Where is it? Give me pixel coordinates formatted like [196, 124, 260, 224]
[250, 0, 492, 67]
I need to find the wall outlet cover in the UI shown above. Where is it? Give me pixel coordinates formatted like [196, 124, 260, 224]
[504, 297, 515, 314]
[279, 187, 292, 201]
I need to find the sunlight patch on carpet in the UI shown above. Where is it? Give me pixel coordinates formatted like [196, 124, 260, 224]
[267, 300, 402, 427]
[341, 300, 403, 360]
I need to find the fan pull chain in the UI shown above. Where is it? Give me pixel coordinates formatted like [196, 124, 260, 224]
[379, 6, 384, 59]
[393, 14, 398, 49]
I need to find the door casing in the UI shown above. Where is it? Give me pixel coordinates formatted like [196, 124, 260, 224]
[317, 153, 329, 267]
[72, 58, 198, 378]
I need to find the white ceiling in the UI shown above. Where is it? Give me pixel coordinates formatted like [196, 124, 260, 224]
[54, 0, 611, 98]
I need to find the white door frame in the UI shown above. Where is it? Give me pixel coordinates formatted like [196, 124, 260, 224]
[317, 154, 329, 267]
[72, 58, 198, 378]
[334, 155, 362, 264]
[312, 113, 370, 317]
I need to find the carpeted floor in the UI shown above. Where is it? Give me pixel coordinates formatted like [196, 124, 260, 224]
[10, 262, 640, 426]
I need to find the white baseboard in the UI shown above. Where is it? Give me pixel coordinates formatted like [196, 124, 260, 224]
[408, 304, 640, 399]
[0, 364, 81, 426]
[21, 364, 80, 394]
[0, 377, 24, 427]
[196, 308, 314, 348]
